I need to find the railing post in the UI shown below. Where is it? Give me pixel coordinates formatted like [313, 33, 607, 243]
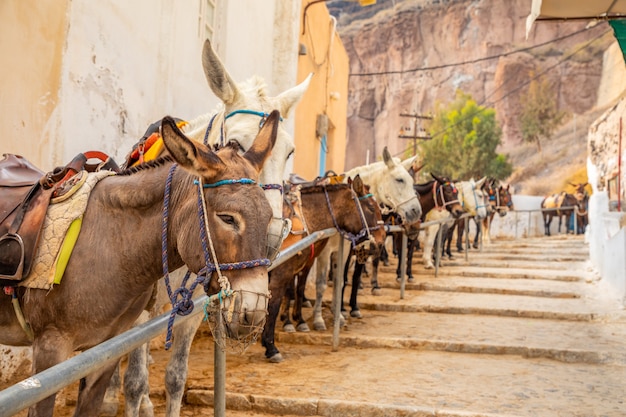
[332, 237, 344, 351]
[214, 309, 225, 417]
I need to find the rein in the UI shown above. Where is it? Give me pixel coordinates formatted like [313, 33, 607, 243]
[434, 181, 460, 211]
[161, 164, 270, 349]
[322, 185, 380, 248]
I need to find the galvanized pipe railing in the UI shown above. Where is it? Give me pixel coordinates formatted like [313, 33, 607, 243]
[0, 212, 480, 415]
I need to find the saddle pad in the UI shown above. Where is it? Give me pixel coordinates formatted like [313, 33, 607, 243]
[20, 170, 115, 290]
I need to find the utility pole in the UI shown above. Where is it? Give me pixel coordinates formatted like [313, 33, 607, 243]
[398, 112, 432, 156]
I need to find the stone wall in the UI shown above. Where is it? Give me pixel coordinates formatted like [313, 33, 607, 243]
[336, 0, 610, 168]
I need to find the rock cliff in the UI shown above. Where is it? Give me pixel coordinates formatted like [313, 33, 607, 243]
[330, 0, 613, 170]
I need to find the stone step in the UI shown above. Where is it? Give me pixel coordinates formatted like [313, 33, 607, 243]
[276, 309, 626, 364]
[372, 274, 586, 298]
[380, 264, 589, 282]
[323, 289, 611, 321]
[177, 341, 626, 417]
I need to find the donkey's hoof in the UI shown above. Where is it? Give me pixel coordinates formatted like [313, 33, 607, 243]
[139, 401, 154, 417]
[423, 263, 434, 270]
[371, 287, 382, 296]
[100, 401, 119, 417]
[297, 322, 310, 332]
[283, 323, 296, 333]
[268, 353, 284, 363]
[350, 310, 363, 319]
[302, 300, 312, 308]
[313, 319, 327, 331]
[407, 276, 415, 283]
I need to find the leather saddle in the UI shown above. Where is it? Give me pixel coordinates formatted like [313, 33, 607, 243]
[0, 152, 120, 285]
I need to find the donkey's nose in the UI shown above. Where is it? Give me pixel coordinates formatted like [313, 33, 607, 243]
[410, 206, 422, 221]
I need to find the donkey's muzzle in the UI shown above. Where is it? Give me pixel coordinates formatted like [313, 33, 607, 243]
[205, 289, 269, 353]
[266, 218, 291, 262]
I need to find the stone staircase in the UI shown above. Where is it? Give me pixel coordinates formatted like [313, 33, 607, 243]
[176, 235, 626, 417]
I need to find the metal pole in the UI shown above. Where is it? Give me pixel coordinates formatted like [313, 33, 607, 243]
[213, 308, 225, 417]
[332, 237, 344, 351]
[399, 232, 408, 299]
[0, 296, 209, 416]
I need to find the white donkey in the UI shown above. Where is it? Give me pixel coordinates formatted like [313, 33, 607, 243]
[311, 147, 423, 329]
[104, 39, 311, 417]
[419, 177, 489, 269]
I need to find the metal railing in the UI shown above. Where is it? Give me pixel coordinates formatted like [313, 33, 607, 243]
[0, 214, 474, 416]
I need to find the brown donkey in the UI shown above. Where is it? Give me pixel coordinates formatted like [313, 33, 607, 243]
[263, 175, 385, 363]
[0, 112, 279, 416]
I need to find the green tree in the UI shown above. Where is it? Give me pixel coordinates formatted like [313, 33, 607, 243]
[520, 75, 567, 152]
[419, 90, 512, 181]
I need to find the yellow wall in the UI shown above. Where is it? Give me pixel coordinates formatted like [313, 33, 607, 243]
[294, 0, 349, 180]
[0, 1, 69, 169]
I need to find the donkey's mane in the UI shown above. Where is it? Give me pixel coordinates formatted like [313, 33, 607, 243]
[118, 155, 174, 176]
[344, 160, 389, 179]
[299, 183, 349, 195]
[414, 180, 436, 194]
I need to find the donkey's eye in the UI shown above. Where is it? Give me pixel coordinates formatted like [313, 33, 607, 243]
[395, 178, 404, 184]
[218, 214, 238, 228]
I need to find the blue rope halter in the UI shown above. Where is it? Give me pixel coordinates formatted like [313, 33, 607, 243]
[162, 164, 270, 349]
[201, 110, 283, 195]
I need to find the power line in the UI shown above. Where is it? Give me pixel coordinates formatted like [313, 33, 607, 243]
[394, 29, 611, 157]
[350, 25, 596, 77]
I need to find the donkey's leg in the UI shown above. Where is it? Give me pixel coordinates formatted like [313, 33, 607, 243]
[74, 360, 120, 417]
[123, 342, 153, 417]
[406, 238, 416, 281]
[164, 314, 203, 417]
[29, 335, 73, 417]
[123, 311, 154, 417]
[422, 225, 436, 269]
[281, 281, 296, 333]
[473, 219, 481, 249]
[340, 251, 352, 313]
[101, 362, 121, 416]
[456, 219, 465, 251]
[370, 252, 382, 295]
[293, 268, 312, 332]
[349, 261, 364, 318]
[262, 271, 288, 362]
[313, 253, 330, 331]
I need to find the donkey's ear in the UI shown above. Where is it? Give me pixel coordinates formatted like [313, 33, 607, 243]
[431, 173, 444, 183]
[475, 176, 487, 188]
[243, 110, 279, 173]
[161, 116, 224, 177]
[352, 174, 365, 195]
[400, 155, 417, 171]
[202, 39, 241, 106]
[276, 73, 312, 119]
[382, 147, 395, 169]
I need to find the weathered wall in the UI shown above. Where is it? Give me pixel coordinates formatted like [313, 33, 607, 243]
[0, 0, 304, 385]
[336, 0, 610, 169]
[0, 1, 69, 168]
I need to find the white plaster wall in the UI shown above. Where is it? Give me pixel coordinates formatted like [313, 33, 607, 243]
[488, 195, 552, 238]
[1, 0, 302, 385]
[51, 1, 215, 169]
